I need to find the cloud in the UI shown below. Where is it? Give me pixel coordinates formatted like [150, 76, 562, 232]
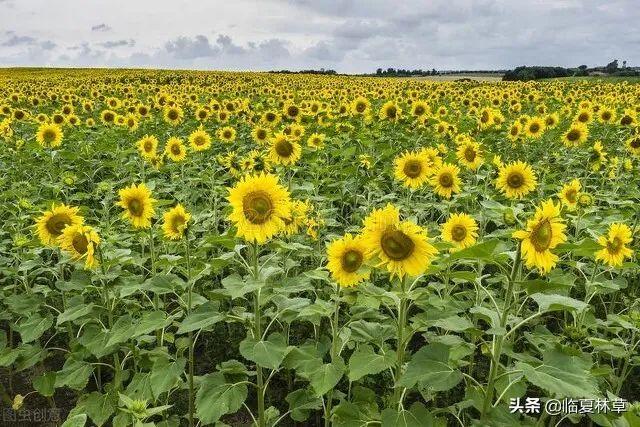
[91, 23, 111, 32]
[164, 35, 219, 59]
[99, 39, 135, 48]
[2, 33, 36, 47]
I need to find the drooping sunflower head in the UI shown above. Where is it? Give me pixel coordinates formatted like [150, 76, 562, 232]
[268, 133, 301, 166]
[430, 163, 461, 199]
[326, 233, 370, 287]
[441, 213, 479, 251]
[393, 150, 432, 189]
[595, 223, 634, 267]
[362, 204, 438, 279]
[496, 161, 537, 199]
[164, 137, 187, 162]
[58, 224, 100, 269]
[558, 179, 581, 210]
[116, 183, 156, 229]
[188, 128, 212, 151]
[162, 204, 191, 240]
[35, 123, 63, 148]
[512, 199, 567, 274]
[36, 204, 84, 246]
[227, 172, 292, 244]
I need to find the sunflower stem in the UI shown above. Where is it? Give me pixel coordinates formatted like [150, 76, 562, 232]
[481, 245, 520, 419]
[393, 276, 409, 409]
[185, 230, 195, 427]
[325, 283, 341, 427]
[251, 241, 266, 427]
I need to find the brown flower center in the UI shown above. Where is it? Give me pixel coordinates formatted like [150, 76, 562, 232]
[46, 214, 71, 236]
[606, 237, 623, 254]
[403, 160, 422, 178]
[341, 249, 363, 273]
[507, 172, 524, 189]
[530, 219, 552, 252]
[275, 139, 294, 157]
[242, 191, 273, 224]
[380, 228, 415, 261]
[451, 225, 467, 242]
[72, 233, 88, 254]
[128, 199, 143, 217]
[439, 172, 454, 188]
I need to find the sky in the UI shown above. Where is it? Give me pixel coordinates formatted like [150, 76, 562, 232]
[0, 0, 638, 73]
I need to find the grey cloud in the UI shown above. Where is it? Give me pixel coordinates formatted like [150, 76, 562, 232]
[99, 39, 135, 48]
[40, 40, 56, 50]
[91, 24, 111, 32]
[165, 35, 219, 59]
[2, 34, 36, 47]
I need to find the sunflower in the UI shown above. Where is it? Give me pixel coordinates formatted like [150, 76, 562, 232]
[189, 127, 212, 151]
[597, 107, 616, 124]
[513, 199, 567, 274]
[164, 137, 187, 162]
[574, 109, 593, 124]
[251, 126, 270, 145]
[524, 117, 545, 139]
[562, 123, 588, 147]
[410, 100, 429, 118]
[163, 105, 184, 126]
[283, 102, 301, 121]
[282, 199, 311, 236]
[162, 204, 191, 240]
[507, 121, 522, 142]
[36, 204, 84, 246]
[116, 183, 156, 228]
[137, 135, 158, 160]
[558, 179, 581, 211]
[595, 223, 634, 267]
[589, 140, 608, 171]
[351, 96, 370, 116]
[362, 204, 437, 279]
[227, 172, 291, 244]
[430, 163, 461, 199]
[496, 161, 537, 199]
[217, 126, 236, 143]
[379, 101, 402, 122]
[626, 135, 640, 156]
[100, 110, 116, 124]
[441, 213, 479, 251]
[326, 234, 370, 287]
[456, 140, 483, 171]
[268, 133, 301, 166]
[36, 123, 63, 148]
[58, 224, 100, 269]
[306, 133, 325, 150]
[393, 150, 432, 189]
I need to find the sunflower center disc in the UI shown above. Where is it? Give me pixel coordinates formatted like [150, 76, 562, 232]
[631, 139, 640, 149]
[464, 147, 476, 162]
[451, 225, 467, 242]
[529, 123, 540, 133]
[531, 220, 552, 251]
[243, 191, 273, 224]
[43, 130, 56, 142]
[567, 130, 581, 142]
[380, 228, 415, 261]
[168, 110, 178, 120]
[607, 237, 623, 254]
[439, 172, 453, 188]
[566, 189, 577, 203]
[46, 214, 70, 236]
[341, 250, 363, 273]
[275, 140, 294, 157]
[171, 144, 181, 155]
[403, 160, 422, 178]
[72, 234, 89, 254]
[507, 172, 524, 189]
[128, 199, 143, 216]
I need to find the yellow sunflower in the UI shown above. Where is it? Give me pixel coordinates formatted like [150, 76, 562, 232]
[227, 172, 291, 244]
[362, 204, 437, 279]
[268, 133, 301, 166]
[595, 223, 634, 267]
[558, 179, 581, 211]
[116, 183, 156, 228]
[58, 224, 100, 269]
[251, 126, 270, 145]
[189, 127, 212, 151]
[379, 101, 402, 122]
[36, 204, 84, 246]
[36, 123, 63, 148]
[163, 105, 184, 126]
[626, 135, 640, 156]
[164, 137, 187, 162]
[496, 161, 537, 199]
[456, 140, 483, 171]
[441, 213, 479, 251]
[137, 135, 158, 160]
[326, 233, 370, 287]
[162, 204, 191, 240]
[524, 117, 546, 139]
[393, 150, 432, 189]
[430, 163, 461, 199]
[513, 199, 567, 274]
[217, 126, 236, 143]
[562, 123, 588, 147]
[306, 133, 325, 150]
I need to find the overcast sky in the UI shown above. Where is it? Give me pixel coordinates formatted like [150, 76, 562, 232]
[0, 0, 637, 73]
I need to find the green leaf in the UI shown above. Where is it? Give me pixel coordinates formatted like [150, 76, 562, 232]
[71, 392, 116, 427]
[398, 343, 462, 391]
[221, 274, 258, 299]
[196, 372, 247, 424]
[150, 357, 187, 399]
[286, 388, 323, 422]
[57, 303, 95, 326]
[239, 332, 291, 370]
[449, 239, 499, 262]
[516, 346, 599, 398]
[176, 302, 224, 334]
[308, 358, 345, 396]
[61, 414, 87, 427]
[142, 273, 185, 294]
[55, 358, 94, 390]
[33, 371, 56, 397]
[432, 315, 475, 332]
[15, 313, 53, 343]
[381, 403, 436, 427]
[348, 345, 395, 381]
[530, 293, 588, 314]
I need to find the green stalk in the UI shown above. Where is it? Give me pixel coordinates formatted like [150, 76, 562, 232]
[98, 247, 122, 391]
[148, 226, 162, 345]
[325, 283, 341, 427]
[481, 246, 520, 419]
[185, 231, 195, 427]
[251, 241, 265, 427]
[393, 277, 408, 408]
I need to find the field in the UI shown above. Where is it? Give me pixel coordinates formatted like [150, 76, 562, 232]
[408, 73, 504, 82]
[1, 68, 640, 427]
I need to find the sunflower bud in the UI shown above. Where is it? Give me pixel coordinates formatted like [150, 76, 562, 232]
[12, 394, 25, 411]
[503, 208, 516, 226]
[578, 193, 593, 207]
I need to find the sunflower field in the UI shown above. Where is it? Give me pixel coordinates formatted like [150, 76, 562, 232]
[1, 68, 640, 427]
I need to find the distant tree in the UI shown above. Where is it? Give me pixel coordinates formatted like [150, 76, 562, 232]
[622, 60, 627, 69]
[376, 68, 382, 75]
[605, 59, 619, 73]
